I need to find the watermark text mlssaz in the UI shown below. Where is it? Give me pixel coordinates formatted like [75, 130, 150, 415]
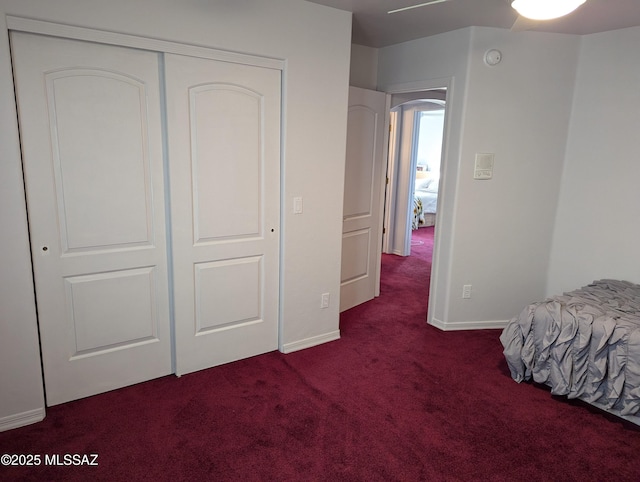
[1, 453, 99, 466]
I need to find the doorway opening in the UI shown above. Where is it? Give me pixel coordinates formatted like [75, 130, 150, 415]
[383, 89, 446, 254]
[381, 88, 448, 316]
[340, 82, 452, 324]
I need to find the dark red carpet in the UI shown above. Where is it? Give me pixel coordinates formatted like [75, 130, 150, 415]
[2, 226, 639, 481]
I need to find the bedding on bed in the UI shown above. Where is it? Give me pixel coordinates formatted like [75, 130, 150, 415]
[413, 174, 439, 228]
[500, 279, 640, 419]
[412, 197, 423, 230]
[415, 190, 437, 215]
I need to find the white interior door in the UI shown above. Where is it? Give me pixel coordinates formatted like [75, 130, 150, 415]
[164, 54, 281, 375]
[340, 87, 388, 312]
[11, 32, 172, 405]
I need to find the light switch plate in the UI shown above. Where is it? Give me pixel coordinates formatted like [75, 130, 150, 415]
[474, 153, 494, 180]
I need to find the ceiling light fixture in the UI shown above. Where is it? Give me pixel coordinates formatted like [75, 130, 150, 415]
[511, 0, 586, 20]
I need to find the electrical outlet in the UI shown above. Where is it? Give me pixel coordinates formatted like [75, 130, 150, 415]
[462, 284, 472, 299]
[321, 293, 330, 309]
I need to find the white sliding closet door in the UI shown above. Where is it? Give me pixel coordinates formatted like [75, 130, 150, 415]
[164, 54, 281, 375]
[10, 32, 172, 405]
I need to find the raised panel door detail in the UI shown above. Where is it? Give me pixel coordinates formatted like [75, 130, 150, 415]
[190, 84, 262, 243]
[343, 105, 377, 221]
[46, 69, 153, 253]
[65, 267, 159, 358]
[194, 256, 262, 334]
[341, 229, 371, 284]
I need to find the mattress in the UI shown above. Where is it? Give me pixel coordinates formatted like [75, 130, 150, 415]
[500, 279, 640, 419]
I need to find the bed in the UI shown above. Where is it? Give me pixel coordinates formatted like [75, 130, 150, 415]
[500, 279, 640, 425]
[412, 172, 438, 229]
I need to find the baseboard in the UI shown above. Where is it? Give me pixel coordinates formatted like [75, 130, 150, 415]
[0, 407, 45, 432]
[429, 318, 510, 331]
[281, 330, 341, 354]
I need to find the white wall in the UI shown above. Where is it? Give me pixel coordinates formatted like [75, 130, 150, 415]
[378, 27, 581, 329]
[378, 28, 471, 329]
[450, 27, 579, 324]
[0, 0, 351, 428]
[350, 44, 379, 90]
[547, 26, 640, 295]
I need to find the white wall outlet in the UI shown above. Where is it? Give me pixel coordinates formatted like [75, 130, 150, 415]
[321, 292, 330, 308]
[462, 284, 472, 299]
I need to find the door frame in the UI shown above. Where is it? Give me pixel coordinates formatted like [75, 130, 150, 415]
[381, 78, 454, 328]
[6, 17, 283, 70]
[385, 98, 446, 257]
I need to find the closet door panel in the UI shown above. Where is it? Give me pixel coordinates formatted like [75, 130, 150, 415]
[191, 85, 261, 241]
[165, 54, 280, 375]
[49, 71, 153, 250]
[11, 32, 172, 405]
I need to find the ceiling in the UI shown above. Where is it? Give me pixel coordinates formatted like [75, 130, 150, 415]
[305, 0, 640, 48]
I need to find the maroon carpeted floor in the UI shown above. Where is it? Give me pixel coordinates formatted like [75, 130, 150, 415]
[2, 225, 639, 481]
